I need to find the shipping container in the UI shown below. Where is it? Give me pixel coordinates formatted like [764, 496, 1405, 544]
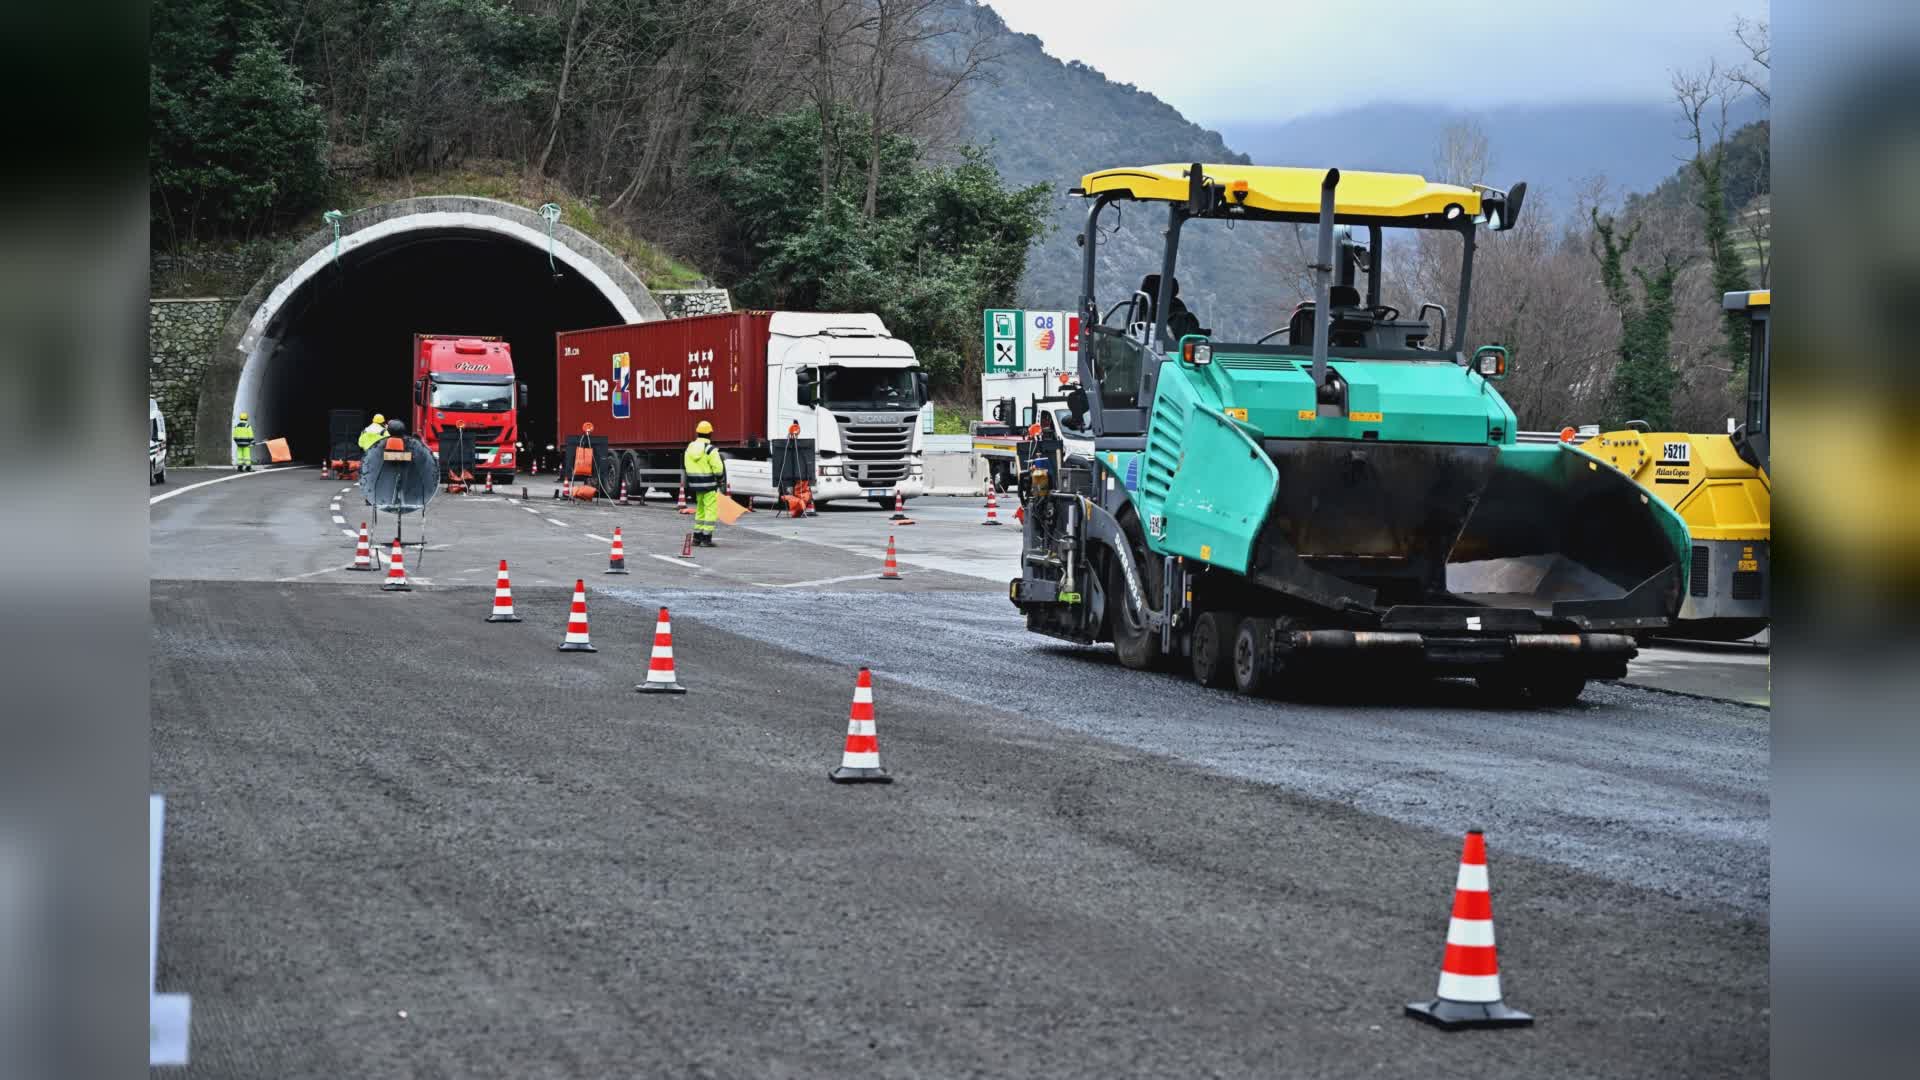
[557, 312, 772, 450]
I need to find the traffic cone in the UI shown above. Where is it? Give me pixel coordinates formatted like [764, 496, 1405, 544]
[983, 486, 1003, 526]
[676, 482, 691, 514]
[486, 559, 521, 623]
[349, 523, 374, 570]
[484, 474, 494, 495]
[606, 527, 629, 574]
[381, 540, 410, 592]
[890, 489, 907, 520]
[557, 579, 596, 652]
[679, 531, 695, 559]
[878, 534, 903, 580]
[636, 607, 687, 694]
[829, 667, 892, 784]
[1405, 830, 1533, 1030]
[617, 479, 629, 505]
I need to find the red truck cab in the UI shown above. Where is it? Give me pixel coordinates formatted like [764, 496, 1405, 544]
[411, 334, 526, 482]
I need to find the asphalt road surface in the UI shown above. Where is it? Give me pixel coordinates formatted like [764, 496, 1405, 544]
[151, 467, 1768, 1077]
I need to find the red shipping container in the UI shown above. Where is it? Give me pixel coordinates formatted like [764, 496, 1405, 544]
[556, 312, 773, 451]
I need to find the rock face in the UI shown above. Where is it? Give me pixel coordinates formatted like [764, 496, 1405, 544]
[653, 288, 733, 319]
[150, 298, 240, 465]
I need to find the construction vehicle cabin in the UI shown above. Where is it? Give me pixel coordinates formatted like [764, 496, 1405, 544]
[1578, 290, 1769, 640]
[1009, 163, 1690, 705]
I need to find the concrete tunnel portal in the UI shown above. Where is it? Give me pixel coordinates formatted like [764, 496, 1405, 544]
[199, 198, 664, 466]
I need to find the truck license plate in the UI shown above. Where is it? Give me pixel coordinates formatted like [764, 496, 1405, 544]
[864, 488, 888, 498]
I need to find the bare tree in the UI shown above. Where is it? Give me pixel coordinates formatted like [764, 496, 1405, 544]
[1430, 119, 1494, 187]
[1731, 15, 1770, 105]
[855, 0, 999, 217]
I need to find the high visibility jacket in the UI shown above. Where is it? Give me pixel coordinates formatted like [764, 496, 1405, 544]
[232, 421, 255, 446]
[357, 423, 385, 451]
[683, 437, 724, 491]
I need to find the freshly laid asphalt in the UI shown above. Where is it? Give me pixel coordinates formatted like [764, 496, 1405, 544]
[151, 467, 1768, 1077]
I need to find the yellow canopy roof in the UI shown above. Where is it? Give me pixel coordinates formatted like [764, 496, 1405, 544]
[1076, 163, 1483, 220]
[1724, 289, 1771, 310]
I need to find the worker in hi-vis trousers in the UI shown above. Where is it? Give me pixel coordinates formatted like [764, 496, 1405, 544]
[683, 420, 726, 546]
[232, 412, 256, 472]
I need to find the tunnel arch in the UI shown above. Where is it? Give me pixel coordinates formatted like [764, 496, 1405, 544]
[198, 196, 665, 464]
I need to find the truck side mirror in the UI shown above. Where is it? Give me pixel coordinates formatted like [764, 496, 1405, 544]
[796, 367, 818, 408]
[992, 400, 1008, 424]
[914, 370, 929, 406]
[413, 378, 425, 406]
[518, 382, 529, 409]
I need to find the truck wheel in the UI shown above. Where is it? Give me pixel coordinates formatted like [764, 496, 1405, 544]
[1190, 610, 1237, 688]
[1231, 618, 1273, 696]
[1108, 556, 1162, 671]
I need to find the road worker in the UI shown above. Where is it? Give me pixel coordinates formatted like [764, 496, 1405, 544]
[358, 413, 388, 452]
[232, 411, 256, 472]
[683, 420, 726, 546]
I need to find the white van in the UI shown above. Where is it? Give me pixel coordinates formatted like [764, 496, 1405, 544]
[149, 398, 167, 484]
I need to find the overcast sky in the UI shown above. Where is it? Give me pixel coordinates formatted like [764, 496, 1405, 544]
[986, 0, 1767, 125]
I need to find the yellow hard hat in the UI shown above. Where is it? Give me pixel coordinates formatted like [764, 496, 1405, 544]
[238, 412, 249, 420]
[695, 420, 714, 435]
[373, 413, 386, 425]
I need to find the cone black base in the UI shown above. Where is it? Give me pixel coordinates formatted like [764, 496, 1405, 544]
[829, 766, 893, 784]
[1404, 999, 1533, 1030]
[606, 567, 629, 574]
[558, 642, 597, 652]
[636, 682, 687, 694]
[486, 613, 523, 623]
[381, 582, 411, 592]
[348, 564, 373, 571]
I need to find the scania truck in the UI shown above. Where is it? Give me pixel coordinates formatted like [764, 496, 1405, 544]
[556, 311, 930, 506]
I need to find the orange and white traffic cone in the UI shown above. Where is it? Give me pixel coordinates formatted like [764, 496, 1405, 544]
[983, 486, 1002, 526]
[890, 489, 907, 520]
[829, 667, 892, 784]
[349, 522, 374, 570]
[676, 482, 691, 514]
[636, 607, 687, 694]
[878, 534, 903, 580]
[606, 527, 629, 574]
[486, 559, 521, 623]
[557, 579, 596, 652]
[1405, 829, 1532, 1030]
[381, 540, 410, 592]
[484, 474, 494, 495]
[617, 478, 629, 505]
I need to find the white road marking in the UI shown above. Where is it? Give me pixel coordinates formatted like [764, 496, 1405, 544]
[584, 533, 611, 544]
[648, 553, 711, 573]
[148, 466, 295, 504]
[331, 515, 346, 525]
[276, 566, 350, 581]
[522, 506, 543, 515]
[545, 518, 568, 527]
[768, 571, 885, 589]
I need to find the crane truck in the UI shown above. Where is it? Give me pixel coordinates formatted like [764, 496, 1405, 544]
[1009, 163, 1691, 705]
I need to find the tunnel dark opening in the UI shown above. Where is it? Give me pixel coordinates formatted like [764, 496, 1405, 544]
[254, 229, 623, 464]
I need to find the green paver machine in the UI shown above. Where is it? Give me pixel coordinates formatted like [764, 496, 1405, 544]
[1009, 163, 1689, 704]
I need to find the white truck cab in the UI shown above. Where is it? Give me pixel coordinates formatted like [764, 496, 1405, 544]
[752, 312, 929, 505]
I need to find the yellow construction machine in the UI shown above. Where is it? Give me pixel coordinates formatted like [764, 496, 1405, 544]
[1580, 290, 1770, 640]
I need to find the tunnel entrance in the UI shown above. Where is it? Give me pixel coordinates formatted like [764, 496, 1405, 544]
[201, 197, 663, 465]
[251, 230, 621, 462]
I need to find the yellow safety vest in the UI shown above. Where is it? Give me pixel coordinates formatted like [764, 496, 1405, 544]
[358, 424, 385, 451]
[232, 422, 255, 446]
[683, 437, 723, 490]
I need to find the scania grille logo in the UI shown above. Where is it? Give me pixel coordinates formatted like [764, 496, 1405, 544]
[853, 413, 898, 424]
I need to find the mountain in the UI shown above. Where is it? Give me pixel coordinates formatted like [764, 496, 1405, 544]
[1221, 99, 1767, 210]
[944, 1, 1287, 337]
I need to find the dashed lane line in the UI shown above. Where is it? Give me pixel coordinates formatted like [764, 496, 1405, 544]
[647, 553, 711, 573]
[767, 571, 884, 589]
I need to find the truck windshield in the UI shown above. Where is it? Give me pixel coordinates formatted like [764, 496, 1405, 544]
[819, 366, 919, 410]
[431, 380, 512, 412]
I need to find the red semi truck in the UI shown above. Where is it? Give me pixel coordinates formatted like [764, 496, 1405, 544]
[556, 311, 929, 505]
[411, 334, 527, 484]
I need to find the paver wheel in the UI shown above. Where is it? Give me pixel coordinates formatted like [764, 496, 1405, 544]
[1231, 617, 1273, 696]
[1190, 610, 1237, 688]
